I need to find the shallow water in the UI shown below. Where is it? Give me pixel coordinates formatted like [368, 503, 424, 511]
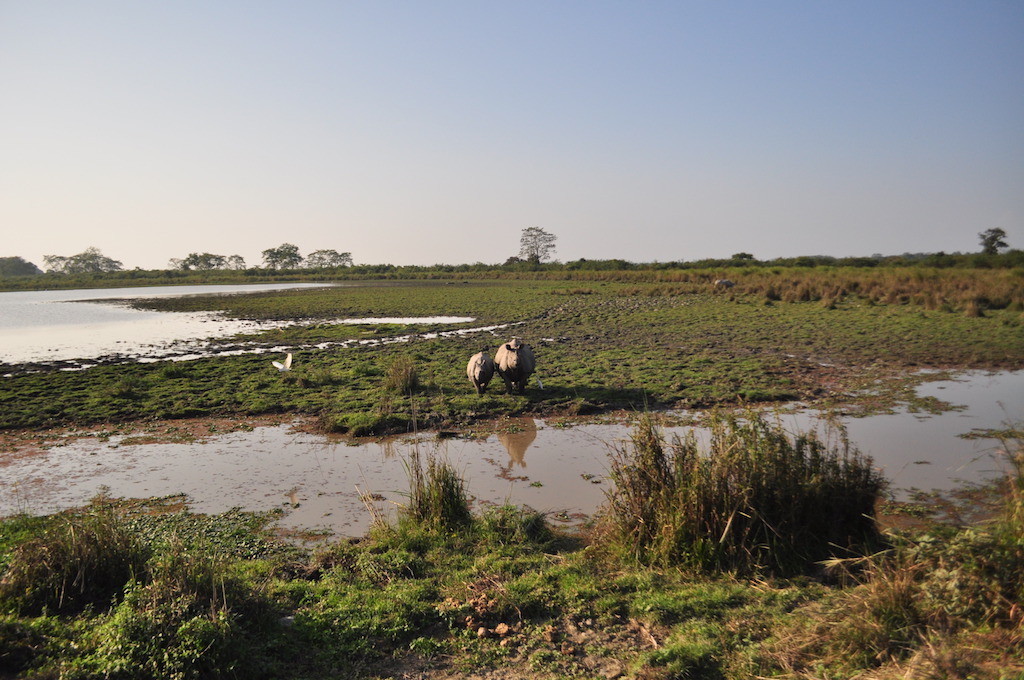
[3, 371, 1020, 537]
[0, 283, 332, 365]
[0, 283, 479, 367]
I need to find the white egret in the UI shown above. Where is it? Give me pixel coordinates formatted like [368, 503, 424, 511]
[272, 353, 293, 372]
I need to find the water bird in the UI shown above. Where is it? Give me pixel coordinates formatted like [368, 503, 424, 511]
[272, 353, 293, 372]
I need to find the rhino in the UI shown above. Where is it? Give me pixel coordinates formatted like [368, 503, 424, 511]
[494, 338, 536, 395]
[466, 350, 495, 395]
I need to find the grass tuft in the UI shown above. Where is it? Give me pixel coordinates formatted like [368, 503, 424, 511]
[0, 505, 149, 615]
[400, 448, 472, 532]
[384, 355, 419, 393]
[602, 411, 886, 575]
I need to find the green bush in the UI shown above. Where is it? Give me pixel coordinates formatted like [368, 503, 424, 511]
[0, 509, 149, 615]
[477, 505, 551, 546]
[602, 411, 886, 575]
[401, 449, 472, 532]
[79, 539, 270, 679]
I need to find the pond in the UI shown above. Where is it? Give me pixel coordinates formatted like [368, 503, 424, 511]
[0, 283, 479, 369]
[3, 370, 1020, 537]
[0, 283, 330, 366]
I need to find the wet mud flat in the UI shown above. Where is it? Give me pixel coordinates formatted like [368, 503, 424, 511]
[2, 370, 1020, 537]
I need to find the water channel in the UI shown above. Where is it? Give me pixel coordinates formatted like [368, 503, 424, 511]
[1, 284, 1020, 536]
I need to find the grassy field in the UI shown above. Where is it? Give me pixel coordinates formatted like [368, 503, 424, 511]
[2, 274, 1022, 434]
[2, 269, 1023, 678]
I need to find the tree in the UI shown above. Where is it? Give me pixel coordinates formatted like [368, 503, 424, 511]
[518, 227, 557, 264]
[225, 255, 247, 270]
[0, 256, 43, 276]
[305, 249, 353, 268]
[978, 228, 1009, 255]
[44, 247, 123, 274]
[170, 252, 228, 271]
[261, 243, 303, 269]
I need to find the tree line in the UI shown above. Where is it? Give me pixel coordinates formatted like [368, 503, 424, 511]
[0, 227, 1015, 277]
[0, 243, 355, 276]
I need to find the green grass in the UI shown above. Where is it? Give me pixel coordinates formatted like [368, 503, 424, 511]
[3, 270, 1022, 677]
[602, 412, 886, 575]
[2, 277, 1022, 432]
[2, 460, 1021, 678]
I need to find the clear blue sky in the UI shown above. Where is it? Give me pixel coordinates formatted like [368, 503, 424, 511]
[2, 1, 1021, 269]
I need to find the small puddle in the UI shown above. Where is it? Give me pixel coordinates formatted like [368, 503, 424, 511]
[2, 371, 1020, 537]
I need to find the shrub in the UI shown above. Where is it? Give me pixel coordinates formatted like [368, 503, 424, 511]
[0, 508, 149, 615]
[477, 505, 551, 546]
[401, 449, 472, 532]
[602, 411, 886, 575]
[384, 355, 419, 393]
[81, 538, 269, 680]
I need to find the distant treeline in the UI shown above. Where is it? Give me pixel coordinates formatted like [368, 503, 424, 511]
[1, 250, 1022, 292]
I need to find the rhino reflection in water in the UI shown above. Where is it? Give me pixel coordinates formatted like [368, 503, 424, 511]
[497, 419, 538, 467]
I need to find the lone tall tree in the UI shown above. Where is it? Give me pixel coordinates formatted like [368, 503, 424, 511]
[519, 227, 557, 264]
[305, 249, 353, 268]
[261, 243, 303, 269]
[978, 228, 1009, 255]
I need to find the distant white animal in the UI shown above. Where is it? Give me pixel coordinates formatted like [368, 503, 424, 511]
[713, 279, 735, 289]
[272, 353, 293, 372]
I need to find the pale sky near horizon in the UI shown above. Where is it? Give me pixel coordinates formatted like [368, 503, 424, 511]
[2, 1, 1022, 270]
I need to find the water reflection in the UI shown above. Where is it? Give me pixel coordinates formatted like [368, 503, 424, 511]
[1, 371, 1020, 538]
[497, 419, 538, 467]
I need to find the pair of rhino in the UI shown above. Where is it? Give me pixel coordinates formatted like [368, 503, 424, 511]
[466, 338, 536, 395]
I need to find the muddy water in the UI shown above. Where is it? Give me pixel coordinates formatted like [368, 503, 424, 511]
[0, 282, 482, 369]
[0, 283, 334, 365]
[3, 371, 1020, 537]
[3, 420, 614, 537]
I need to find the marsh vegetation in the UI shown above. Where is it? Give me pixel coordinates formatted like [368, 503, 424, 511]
[2, 265, 1023, 677]
[1, 422, 1021, 678]
[2, 269, 1022, 433]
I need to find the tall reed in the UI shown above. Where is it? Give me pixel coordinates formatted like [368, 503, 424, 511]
[401, 448, 472, 531]
[385, 355, 419, 393]
[603, 411, 886, 575]
[0, 507, 149, 615]
[800, 434, 1024, 673]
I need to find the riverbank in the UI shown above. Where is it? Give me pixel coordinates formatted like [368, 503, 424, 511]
[2, 417, 1021, 679]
